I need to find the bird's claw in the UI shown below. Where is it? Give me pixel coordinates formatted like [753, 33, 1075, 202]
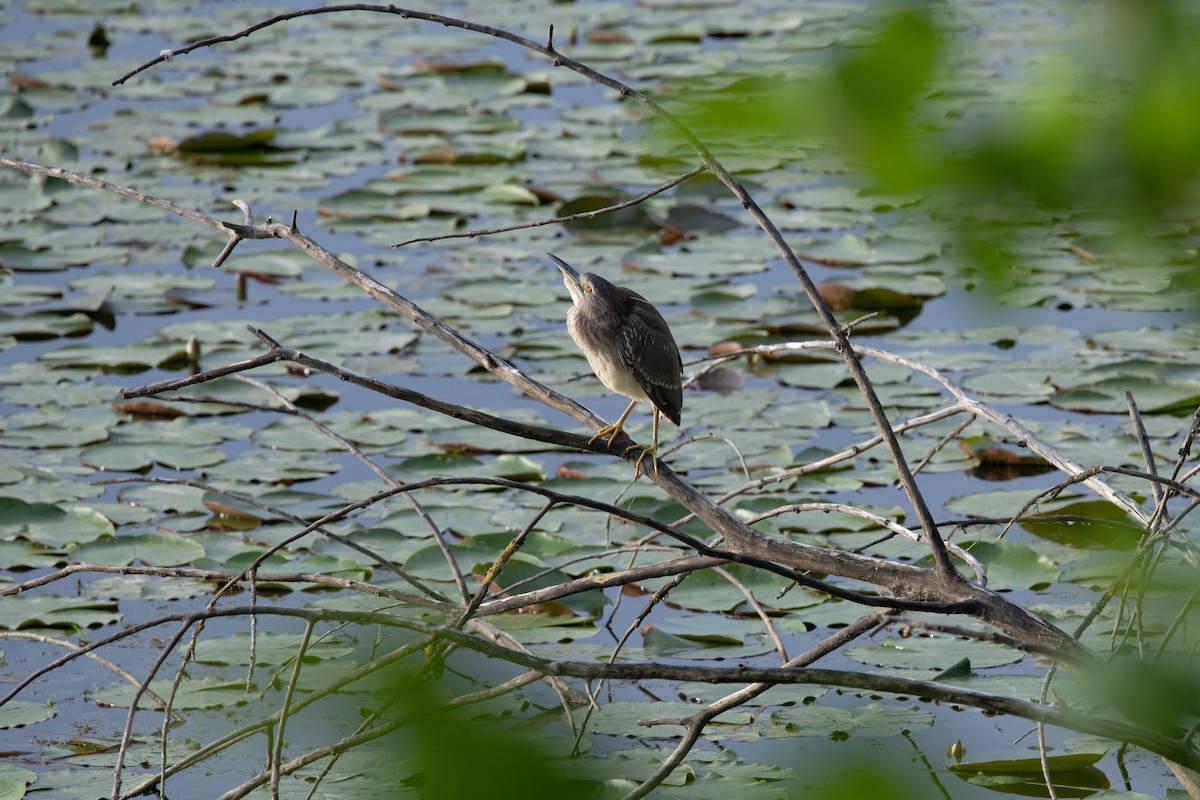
[588, 423, 624, 450]
[624, 443, 659, 478]
[587, 421, 663, 476]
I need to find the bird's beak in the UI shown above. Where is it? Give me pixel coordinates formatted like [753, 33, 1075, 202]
[547, 253, 581, 286]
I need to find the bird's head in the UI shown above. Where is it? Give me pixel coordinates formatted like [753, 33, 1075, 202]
[548, 253, 595, 306]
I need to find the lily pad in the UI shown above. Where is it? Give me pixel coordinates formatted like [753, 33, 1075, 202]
[0, 701, 56, 728]
[950, 750, 1111, 796]
[193, 632, 355, 666]
[846, 635, 1024, 671]
[80, 441, 226, 472]
[1020, 500, 1142, 551]
[766, 702, 934, 738]
[0, 595, 120, 631]
[19, 505, 114, 549]
[92, 677, 256, 711]
[943, 539, 1061, 591]
[1052, 377, 1200, 415]
[71, 532, 205, 566]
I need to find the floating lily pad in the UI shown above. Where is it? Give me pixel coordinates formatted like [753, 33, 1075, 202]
[80, 441, 226, 472]
[846, 635, 1024, 671]
[1020, 500, 1142, 551]
[381, 109, 521, 137]
[193, 632, 355, 666]
[766, 702, 934, 738]
[0, 595, 120, 632]
[1052, 377, 1200, 415]
[0, 538, 65, 569]
[18, 505, 114, 549]
[92, 677, 255, 711]
[950, 749, 1110, 796]
[38, 340, 186, 372]
[583, 701, 703, 737]
[942, 539, 1061, 591]
[659, 564, 826, 612]
[557, 194, 657, 233]
[795, 233, 940, 265]
[0, 701, 56, 728]
[71, 532, 204, 566]
[0, 310, 94, 340]
[174, 128, 296, 167]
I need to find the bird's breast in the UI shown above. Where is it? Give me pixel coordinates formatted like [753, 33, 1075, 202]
[567, 308, 651, 403]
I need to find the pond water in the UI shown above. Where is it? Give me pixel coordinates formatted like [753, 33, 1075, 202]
[2, 1, 1198, 798]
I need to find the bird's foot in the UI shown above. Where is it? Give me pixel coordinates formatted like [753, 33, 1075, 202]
[624, 442, 659, 477]
[588, 423, 625, 450]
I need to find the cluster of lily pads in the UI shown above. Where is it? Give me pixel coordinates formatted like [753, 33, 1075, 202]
[2, 1, 1199, 798]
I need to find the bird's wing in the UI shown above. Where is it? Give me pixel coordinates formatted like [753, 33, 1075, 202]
[620, 296, 684, 425]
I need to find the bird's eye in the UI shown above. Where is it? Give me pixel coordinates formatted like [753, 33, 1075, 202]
[584, 283, 593, 293]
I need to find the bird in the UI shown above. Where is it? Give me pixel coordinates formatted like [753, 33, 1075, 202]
[548, 253, 683, 476]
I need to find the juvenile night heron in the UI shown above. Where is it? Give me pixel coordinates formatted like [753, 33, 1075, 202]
[549, 253, 683, 475]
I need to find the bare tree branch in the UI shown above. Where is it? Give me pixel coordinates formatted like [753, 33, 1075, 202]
[391, 165, 707, 247]
[6, 5, 1199, 794]
[107, 2, 954, 574]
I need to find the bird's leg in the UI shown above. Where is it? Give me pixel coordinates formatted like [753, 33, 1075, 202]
[625, 409, 661, 477]
[588, 399, 639, 450]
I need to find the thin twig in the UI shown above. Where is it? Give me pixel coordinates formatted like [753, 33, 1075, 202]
[455, 500, 558, 627]
[743, 502, 986, 583]
[1151, 405, 1200, 529]
[271, 621, 313, 797]
[621, 611, 888, 799]
[391, 165, 707, 247]
[231, 374, 468, 602]
[1127, 391, 1163, 508]
[0, 632, 177, 717]
[112, 0, 955, 581]
[906, 413, 976, 481]
[0, 157, 1074, 648]
[714, 566, 788, 661]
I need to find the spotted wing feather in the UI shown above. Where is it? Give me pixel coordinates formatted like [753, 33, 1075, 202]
[618, 291, 683, 426]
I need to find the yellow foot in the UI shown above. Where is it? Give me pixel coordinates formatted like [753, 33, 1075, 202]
[587, 423, 625, 450]
[624, 443, 659, 477]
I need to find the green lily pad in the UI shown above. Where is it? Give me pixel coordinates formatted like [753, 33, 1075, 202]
[20, 505, 114, 549]
[71, 532, 205, 567]
[846, 635, 1024, 671]
[941, 539, 1061, 591]
[950, 750, 1111, 796]
[38, 340, 186, 372]
[796, 233, 940, 265]
[766, 702, 934, 738]
[489, 453, 546, 482]
[1052, 377, 1200, 415]
[202, 450, 340, 484]
[80, 441, 226, 472]
[0, 595, 120, 632]
[1020, 500, 1142, 550]
[0, 539, 65, 570]
[950, 749, 1107, 776]
[193, 632, 355, 666]
[0, 701, 56, 728]
[92, 677, 256, 711]
[0, 310, 94, 340]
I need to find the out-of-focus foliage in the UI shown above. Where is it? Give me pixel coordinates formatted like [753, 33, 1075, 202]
[663, 0, 1200, 287]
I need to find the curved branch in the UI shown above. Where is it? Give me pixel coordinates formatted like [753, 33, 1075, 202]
[745, 502, 986, 583]
[700, 339, 1149, 524]
[623, 611, 887, 799]
[392, 165, 706, 247]
[107, 2, 953, 573]
[0, 155, 1088, 663]
[73, 604, 1189, 777]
